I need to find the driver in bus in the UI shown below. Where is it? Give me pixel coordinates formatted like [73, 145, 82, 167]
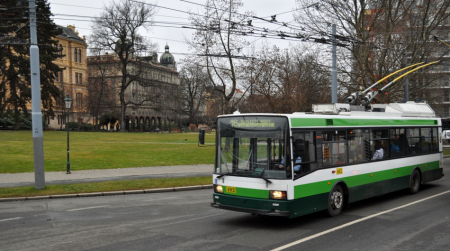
[279, 140, 303, 172]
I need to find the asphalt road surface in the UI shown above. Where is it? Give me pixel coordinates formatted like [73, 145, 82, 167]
[1, 163, 450, 251]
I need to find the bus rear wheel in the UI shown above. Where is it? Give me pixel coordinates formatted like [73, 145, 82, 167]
[327, 184, 343, 217]
[409, 169, 421, 194]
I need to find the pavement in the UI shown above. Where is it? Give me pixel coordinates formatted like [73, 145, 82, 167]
[0, 164, 213, 188]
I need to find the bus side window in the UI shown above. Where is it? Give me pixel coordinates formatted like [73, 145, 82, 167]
[292, 131, 317, 173]
[348, 129, 369, 164]
[321, 130, 347, 167]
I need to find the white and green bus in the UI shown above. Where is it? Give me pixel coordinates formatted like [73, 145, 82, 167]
[210, 102, 444, 218]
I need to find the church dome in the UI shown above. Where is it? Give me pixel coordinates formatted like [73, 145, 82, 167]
[160, 44, 175, 66]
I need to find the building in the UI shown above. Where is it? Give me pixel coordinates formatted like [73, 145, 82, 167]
[50, 25, 89, 129]
[87, 44, 180, 132]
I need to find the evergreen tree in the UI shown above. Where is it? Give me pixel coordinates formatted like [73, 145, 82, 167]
[0, 0, 63, 129]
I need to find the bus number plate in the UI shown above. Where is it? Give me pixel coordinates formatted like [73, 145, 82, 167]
[336, 168, 343, 175]
[226, 186, 236, 194]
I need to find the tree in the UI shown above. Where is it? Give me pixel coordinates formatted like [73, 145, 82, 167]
[177, 58, 209, 125]
[295, 0, 450, 106]
[90, 0, 156, 131]
[87, 53, 117, 130]
[0, 0, 63, 129]
[240, 44, 330, 113]
[188, 0, 251, 114]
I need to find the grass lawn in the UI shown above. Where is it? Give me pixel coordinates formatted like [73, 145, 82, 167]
[0, 176, 212, 198]
[0, 131, 216, 173]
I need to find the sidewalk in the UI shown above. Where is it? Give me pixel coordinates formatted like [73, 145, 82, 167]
[0, 164, 213, 188]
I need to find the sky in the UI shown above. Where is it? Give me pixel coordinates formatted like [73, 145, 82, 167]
[46, 0, 301, 64]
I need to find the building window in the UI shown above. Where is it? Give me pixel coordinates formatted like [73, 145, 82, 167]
[74, 48, 77, 62]
[59, 45, 63, 55]
[76, 93, 82, 107]
[79, 73, 82, 84]
[78, 49, 81, 63]
[75, 73, 79, 84]
[56, 71, 63, 82]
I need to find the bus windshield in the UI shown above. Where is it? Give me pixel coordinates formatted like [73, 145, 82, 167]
[215, 116, 290, 179]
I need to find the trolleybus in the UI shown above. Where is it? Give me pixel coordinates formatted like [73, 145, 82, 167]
[210, 102, 444, 218]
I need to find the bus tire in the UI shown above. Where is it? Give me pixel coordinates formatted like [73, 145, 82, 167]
[409, 169, 421, 194]
[327, 184, 344, 217]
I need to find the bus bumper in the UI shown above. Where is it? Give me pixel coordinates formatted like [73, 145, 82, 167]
[211, 193, 290, 217]
[211, 203, 290, 217]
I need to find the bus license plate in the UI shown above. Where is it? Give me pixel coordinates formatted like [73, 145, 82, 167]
[226, 186, 236, 194]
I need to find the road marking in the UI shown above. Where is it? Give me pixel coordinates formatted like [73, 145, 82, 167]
[67, 205, 110, 212]
[0, 217, 23, 222]
[272, 189, 450, 251]
[142, 213, 223, 229]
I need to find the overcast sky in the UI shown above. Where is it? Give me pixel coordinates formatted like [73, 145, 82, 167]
[47, 0, 300, 63]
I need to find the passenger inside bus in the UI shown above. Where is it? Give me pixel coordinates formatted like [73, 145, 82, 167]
[372, 141, 384, 160]
[391, 134, 400, 156]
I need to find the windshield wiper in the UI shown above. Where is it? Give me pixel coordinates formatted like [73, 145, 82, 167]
[252, 169, 272, 187]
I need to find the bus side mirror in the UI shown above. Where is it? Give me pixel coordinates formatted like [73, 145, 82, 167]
[199, 129, 205, 145]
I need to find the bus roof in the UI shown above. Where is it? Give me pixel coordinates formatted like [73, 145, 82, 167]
[218, 102, 440, 127]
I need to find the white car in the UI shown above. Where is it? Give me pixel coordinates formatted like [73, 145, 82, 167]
[443, 130, 450, 144]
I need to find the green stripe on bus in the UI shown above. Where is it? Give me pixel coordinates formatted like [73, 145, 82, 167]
[291, 118, 437, 127]
[224, 186, 269, 199]
[294, 161, 440, 199]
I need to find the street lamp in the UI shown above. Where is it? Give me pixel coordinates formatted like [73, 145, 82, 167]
[64, 94, 73, 174]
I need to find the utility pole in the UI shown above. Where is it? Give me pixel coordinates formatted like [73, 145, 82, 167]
[403, 40, 409, 101]
[29, 0, 45, 189]
[332, 24, 337, 103]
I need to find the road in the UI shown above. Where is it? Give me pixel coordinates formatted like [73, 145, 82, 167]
[1, 163, 450, 251]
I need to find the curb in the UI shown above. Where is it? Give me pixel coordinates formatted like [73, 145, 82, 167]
[0, 184, 213, 203]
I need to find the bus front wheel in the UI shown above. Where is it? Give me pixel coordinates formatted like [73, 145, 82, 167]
[327, 184, 344, 217]
[409, 169, 421, 194]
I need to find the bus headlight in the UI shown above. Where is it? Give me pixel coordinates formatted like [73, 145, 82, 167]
[214, 185, 223, 193]
[270, 190, 287, 200]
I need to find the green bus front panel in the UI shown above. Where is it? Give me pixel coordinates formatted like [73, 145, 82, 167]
[212, 192, 330, 219]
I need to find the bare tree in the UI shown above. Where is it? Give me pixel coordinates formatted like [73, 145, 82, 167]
[177, 59, 209, 125]
[87, 53, 118, 130]
[90, 0, 156, 131]
[187, 0, 252, 114]
[240, 44, 330, 113]
[295, 0, 450, 106]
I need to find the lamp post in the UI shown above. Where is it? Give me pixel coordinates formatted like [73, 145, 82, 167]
[64, 94, 73, 174]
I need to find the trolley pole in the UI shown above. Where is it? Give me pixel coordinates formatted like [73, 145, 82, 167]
[29, 0, 45, 189]
[332, 24, 337, 103]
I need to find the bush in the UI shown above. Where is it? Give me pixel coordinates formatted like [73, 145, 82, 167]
[0, 111, 31, 130]
[84, 123, 94, 131]
[189, 123, 197, 132]
[198, 124, 210, 132]
[67, 122, 78, 130]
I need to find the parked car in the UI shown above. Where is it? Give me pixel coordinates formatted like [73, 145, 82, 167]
[443, 130, 450, 144]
